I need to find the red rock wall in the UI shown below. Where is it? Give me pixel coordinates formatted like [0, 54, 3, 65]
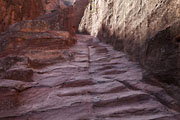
[59, 6, 76, 36]
[41, 0, 67, 13]
[38, 5, 76, 36]
[0, 0, 88, 35]
[0, 0, 45, 33]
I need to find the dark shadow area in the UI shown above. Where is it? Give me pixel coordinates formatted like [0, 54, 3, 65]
[96, 21, 180, 87]
[176, 36, 180, 43]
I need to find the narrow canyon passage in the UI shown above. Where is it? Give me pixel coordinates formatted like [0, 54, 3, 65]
[0, 34, 180, 120]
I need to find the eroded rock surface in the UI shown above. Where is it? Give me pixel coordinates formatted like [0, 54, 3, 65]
[0, 35, 180, 120]
[0, 0, 45, 33]
[0, 0, 180, 119]
[0, 20, 75, 57]
[79, 0, 180, 85]
[0, 0, 80, 36]
[73, 0, 89, 32]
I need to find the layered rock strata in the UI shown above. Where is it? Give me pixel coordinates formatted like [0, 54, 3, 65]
[0, 0, 44, 33]
[0, 20, 76, 57]
[0, 0, 78, 35]
[0, 35, 180, 119]
[0, 17, 76, 112]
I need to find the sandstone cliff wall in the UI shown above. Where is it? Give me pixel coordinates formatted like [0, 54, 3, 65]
[79, 0, 180, 85]
[0, 0, 87, 35]
[73, 0, 89, 32]
[0, 0, 77, 36]
[0, 0, 45, 33]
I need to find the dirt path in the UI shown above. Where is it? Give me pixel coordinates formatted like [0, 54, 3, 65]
[0, 35, 180, 120]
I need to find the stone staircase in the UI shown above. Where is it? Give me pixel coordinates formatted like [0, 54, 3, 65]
[0, 34, 179, 120]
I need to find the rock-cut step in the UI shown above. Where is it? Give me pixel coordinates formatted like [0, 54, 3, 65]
[0, 34, 180, 120]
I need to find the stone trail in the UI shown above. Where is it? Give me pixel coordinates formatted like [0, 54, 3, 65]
[0, 34, 180, 120]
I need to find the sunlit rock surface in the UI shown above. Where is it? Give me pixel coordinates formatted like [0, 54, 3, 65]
[79, 0, 180, 85]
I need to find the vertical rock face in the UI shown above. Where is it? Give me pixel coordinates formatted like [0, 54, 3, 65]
[42, 0, 88, 34]
[37, 5, 76, 36]
[0, 0, 88, 35]
[59, 6, 76, 36]
[41, 0, 66, 13]
[0, 0, 78, 61]
[0, 0, 77, 36]
[39, 0, 88, 35]
[79, 0, 180, 85]
[73, 0, 89, 32]
[0, 0, 45, 33]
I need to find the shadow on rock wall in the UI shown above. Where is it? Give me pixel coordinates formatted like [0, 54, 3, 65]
[97, 21, 180, 86]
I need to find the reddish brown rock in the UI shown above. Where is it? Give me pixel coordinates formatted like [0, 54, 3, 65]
[1, 1, 180, 120]
[37, 2, 76, 36]
[8, 20, 50, 33]
[0, 56, 22, 72]
[0, 35, 180, 120]
[73, 0, 89, 32]
[0, 0, 86, 36]
[2, 69, 33, 82]
[0, 56, 34, 82]
[59, 6, 76, 36]
[0, 0, 45, 33]
[0, 87, 18, 111]
[0, 0, 77, 35]
[0, 21, 76, 57]
[41, 0, 69, 13]
[39, 0, 88, 34]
